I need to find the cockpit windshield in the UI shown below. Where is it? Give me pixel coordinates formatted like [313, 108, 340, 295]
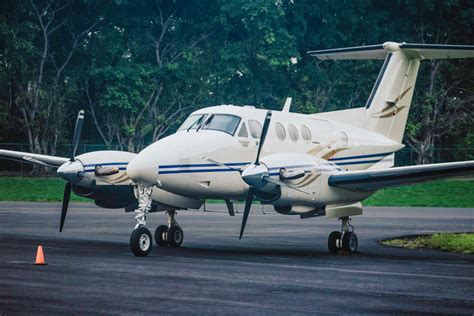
[201, 114, 241, 135]
[179, 113, 241, 135]
[178, 114, 208, 131]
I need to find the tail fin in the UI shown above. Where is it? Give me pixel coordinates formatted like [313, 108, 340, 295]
[308, 42, 474, 143]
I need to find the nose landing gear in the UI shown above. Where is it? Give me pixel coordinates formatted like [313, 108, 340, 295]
[130, 185, 154, 256]
[130, 226, 153, 256]
[328, 216, 358, 254]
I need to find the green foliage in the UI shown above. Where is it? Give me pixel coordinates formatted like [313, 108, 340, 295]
[94, 65, 157, 112]
[0, 0, 472, 152]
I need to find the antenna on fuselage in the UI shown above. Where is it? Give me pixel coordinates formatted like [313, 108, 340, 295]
[282, 97, 292, 112]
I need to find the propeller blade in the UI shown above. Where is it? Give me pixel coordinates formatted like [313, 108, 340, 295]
[262, 175, 312, 195]
[71, 110, 85, 160]
[60, 182, 72, 232]
[239, 188, 254, 240]
[255, 111, 272, 165]
[201, 157, 243, 173]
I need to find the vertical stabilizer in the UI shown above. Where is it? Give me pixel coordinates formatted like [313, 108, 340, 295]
[364, 45, 420, 142]
[308, 42, 474, 143]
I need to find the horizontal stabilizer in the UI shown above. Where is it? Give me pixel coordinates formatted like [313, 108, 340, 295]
[308, 42, 474, 60]
[328, 160, 474, 191]
[0, 149, 68, 167]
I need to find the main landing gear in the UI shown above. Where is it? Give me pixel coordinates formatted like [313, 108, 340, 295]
[154, 211, 184, 248]
[129, 185, 184, 257]
[327, 216, 358, 254]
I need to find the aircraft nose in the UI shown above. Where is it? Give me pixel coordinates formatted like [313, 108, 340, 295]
[126, 153, 158, 186]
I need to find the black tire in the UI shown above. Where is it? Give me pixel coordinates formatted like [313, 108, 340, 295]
[155, 225, 169, 247]
[130, 226, 152, 257]
[167, 226, 184, 247]
[328, 231, 342, 254]
[342, 232, 358, 253]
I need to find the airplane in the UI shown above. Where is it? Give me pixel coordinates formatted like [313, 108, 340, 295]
[1, 41, 474, 257]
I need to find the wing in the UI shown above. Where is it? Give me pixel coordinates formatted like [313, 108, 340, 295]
[0, 149, 68, 167]
[328, 160, 474, 191]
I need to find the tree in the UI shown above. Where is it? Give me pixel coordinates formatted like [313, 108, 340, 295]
[404, 0, 474, 163]
[0, 0, 99, 160]
[81, 0, 215, 152]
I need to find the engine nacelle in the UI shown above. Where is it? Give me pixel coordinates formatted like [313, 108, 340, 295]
[73, 183, 136, 209]
[257, 153, 372, 213]
[72, 150, 203, 210]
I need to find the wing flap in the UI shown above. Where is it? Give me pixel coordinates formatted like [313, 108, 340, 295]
[328, 160, 474, 191]
[0, 149, 68, 167]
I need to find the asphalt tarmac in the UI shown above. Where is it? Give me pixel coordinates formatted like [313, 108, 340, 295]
[0, 202, 473, 315]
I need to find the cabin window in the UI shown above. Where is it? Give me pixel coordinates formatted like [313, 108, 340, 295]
[238, 122, 249, 137]
[275, 122, 286, 141]
[201, 114, 241, 136]
[248, 120, 262, 139]
[301, 125, 311, 143]
[178, 114, 208, 131]
[288, 124, 299, 142]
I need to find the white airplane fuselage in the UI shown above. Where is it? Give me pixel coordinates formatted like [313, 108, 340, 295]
[127, 104, 403, 211]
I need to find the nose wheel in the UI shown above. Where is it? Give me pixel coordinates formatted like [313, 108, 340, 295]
[328, 217, 358, 254]
[154, 211, 184, 247]
[130, 226, 153, 256]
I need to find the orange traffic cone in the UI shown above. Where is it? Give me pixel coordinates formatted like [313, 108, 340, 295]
[34, 245, 47, 265]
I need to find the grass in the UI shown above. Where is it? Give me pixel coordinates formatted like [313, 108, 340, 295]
[0, 177, 89, 202]
[0, 177, 472, 207]
[363, 179, 474, 208]
[381, 233, 474, 254]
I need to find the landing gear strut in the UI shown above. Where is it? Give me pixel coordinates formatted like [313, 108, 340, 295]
[154, 211, 184, 247]
[130, 185, 153, 256]
[328, 216, 358, 254]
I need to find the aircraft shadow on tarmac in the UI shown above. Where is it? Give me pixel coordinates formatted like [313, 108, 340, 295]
[6, 234, 472, 264]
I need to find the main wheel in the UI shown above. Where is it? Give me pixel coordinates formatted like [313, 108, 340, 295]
[130, 226, 153, 257]
[155, 225, 169, 247]
[328, 231, 342, 254]
[167, 226, 184, 247]
[342, 232, 358, 253]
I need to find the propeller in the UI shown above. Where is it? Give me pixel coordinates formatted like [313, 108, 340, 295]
[60, 182, 72, 232]
[57, 109, 85, 232]
[201, 157, 243, 173]
[238, 111, 272, 239]
[71, 110, 85, 160]
[255, 111, 272, 165]
[239, 188, 254, 239]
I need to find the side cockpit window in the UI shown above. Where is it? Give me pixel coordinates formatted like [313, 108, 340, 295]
[238, 122, 249, 137]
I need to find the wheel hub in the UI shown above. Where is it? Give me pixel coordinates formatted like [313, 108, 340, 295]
[139, 233, 150, 251]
